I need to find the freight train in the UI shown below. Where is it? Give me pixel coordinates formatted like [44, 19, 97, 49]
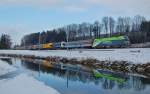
[15, 36, 130, 50]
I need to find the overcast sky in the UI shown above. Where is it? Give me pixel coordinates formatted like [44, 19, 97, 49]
[0, 0, 149, 44]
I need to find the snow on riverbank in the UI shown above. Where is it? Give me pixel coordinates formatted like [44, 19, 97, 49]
[0, 60, 16, 76]
[0, 74, 60, 94]
[0, 48, 150, 64]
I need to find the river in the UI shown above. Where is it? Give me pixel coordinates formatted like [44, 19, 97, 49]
[0, 57, 150, 94]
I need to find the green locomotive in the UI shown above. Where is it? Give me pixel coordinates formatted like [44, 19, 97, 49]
[92, 36, 130, 48]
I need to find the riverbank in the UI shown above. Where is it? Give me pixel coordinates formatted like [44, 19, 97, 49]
[0, 48, 150, 64]
[0, 48, 150, 77]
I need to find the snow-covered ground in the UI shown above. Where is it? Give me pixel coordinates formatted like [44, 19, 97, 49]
[0, 60, 60, 94]
[0, 48, 150, 64]
[0, 60, 16, 76]
[0, 74, 60, 94]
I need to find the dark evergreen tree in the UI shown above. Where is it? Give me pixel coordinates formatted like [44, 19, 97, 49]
[0, 34, 12, 49]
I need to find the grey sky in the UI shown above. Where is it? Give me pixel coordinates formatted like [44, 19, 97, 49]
[0, 0, 149, 45]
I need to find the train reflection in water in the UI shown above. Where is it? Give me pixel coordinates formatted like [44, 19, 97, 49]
[21, 58, 93, 83]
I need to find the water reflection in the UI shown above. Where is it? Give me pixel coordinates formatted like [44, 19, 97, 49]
[21, 59, 93, 84]
[0, 57, 12, 65]
[1, 57, 150, 94]
[21, 59, 150, 92]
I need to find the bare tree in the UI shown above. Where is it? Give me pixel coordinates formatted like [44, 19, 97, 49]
[93, 21, 99, 38]
[89, 24, 94, 38]
[109, 17, 115, 36]
[116, 17, 125, 34]
[102, 17, 109, 37]
[124, 17, 131, 33]
[133, 15, 146, 32]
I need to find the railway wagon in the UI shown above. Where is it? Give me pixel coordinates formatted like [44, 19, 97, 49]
[29, 43, 53, 50]
[42, 43, 53, 49]
[30, 45, 39, 50]
[53, 40, 92, 49]
[62, 39, 93, 49]
[53, 42, 61, 49]
[92, 36, 130, 48]
[15, 46, 25, 50]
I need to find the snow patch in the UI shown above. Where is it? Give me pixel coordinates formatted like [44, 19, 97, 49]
[0, 74, 60, 94]
[0, 60, 16, 76]
[0, 48, 150, 64]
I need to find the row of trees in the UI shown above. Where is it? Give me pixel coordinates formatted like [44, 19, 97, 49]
[0, 34, 12, 49]
[21, 15, 150, 46]
[21, 30, 66, 46]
